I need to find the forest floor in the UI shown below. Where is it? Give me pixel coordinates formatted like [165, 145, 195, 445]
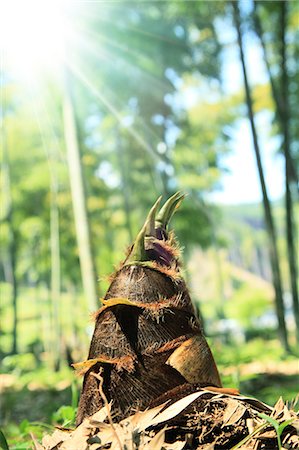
[1, 338, 298, 448]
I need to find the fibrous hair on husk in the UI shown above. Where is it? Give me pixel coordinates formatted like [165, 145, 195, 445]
[76, 192, 222, 425]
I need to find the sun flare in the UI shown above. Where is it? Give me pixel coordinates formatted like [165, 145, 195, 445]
[0, 0, 70, 80]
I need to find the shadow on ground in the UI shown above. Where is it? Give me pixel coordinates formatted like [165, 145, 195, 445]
[1, 385, 73, 425]
[240, 373, 299, 405]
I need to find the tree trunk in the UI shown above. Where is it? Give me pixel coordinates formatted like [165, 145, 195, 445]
[279, 1, 299, 344]
[50, 185, 61, 370]
[253, 1, 299, 343]
[232, 1, 290, 352]
[253, 1, 298, 189]
[1, 110, 18, 354]
[63, 71, 98, 311]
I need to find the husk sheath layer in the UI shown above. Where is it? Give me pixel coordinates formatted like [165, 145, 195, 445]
[76, 194, 221, 424]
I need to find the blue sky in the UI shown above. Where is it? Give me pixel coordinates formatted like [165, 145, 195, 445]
[210, 117, 284, 204]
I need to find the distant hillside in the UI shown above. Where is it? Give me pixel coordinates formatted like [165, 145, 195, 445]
[219, 199, 285, 232]
[216, 197, 298, 287]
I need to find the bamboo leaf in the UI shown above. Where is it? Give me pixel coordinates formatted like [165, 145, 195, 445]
[277, 419, 295, 437]
[258, 413, 279, 430]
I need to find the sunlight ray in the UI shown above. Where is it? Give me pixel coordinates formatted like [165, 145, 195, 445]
[70, 35, 172, 142]
[63, 28, 175, 160]
[40, 90, 68, 168]
[31, 95, 57, 189]
[67, 61, 161, 162]
[69, 23, 172, 95]
[76, 4, 187, 48]
[70, 56, 171, 165]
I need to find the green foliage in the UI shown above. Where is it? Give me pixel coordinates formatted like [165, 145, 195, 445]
[51, 381, 78, 427]
[1, 354, 37, 374]
[214, 337, 298, 406]
[52, 406, 76, 428]
[1, 377, 78, 448]
[1, 0, 298, 445]
[225, 284, 271, 328]
[0, 430, 9, 450]
[2, 420, 50, 450]
[214, 338, 286, 367]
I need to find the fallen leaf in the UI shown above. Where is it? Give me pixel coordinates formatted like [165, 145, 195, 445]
[95, 423, 123, 447]
[42, 429, 68, 449]
[88, 403, 111, 426]
[144, 428, 166, 449]
[222, 400, 246, 427]
[237, 395, 273, 414]
[30, 433, 44, 450]
[222, 399, 240, 423]
[164, 441, 186, 450]
[126, 402, 167, 432]
[60, 421, 91, 450]
[149, 390, 207, 426]
[271, 397, 285, 418]
[246, 418, 255, 435]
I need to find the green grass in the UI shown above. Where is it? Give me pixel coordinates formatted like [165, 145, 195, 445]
[1, 367, 79, 449]
[0, 282, 91, 356]
[212, 337, 299, 405]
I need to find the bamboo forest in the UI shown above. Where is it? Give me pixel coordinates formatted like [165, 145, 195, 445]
[0, 1, 298, 449]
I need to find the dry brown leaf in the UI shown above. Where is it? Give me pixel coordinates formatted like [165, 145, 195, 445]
[256, 430, 277, 439]
[60, 421, 91, 450]
[42, 429, 69, 449]
[222, 400, 247, 427]
[196, 444, 215, 450]
[283, 433, 299, 448]
[271, 396, 285, 418]
[237, 395, 272, 413]
[149, 391, 207, 426]
[246, 418, 257, 435]
[93, 423, 120, 446]
[30, 433, 44, 450]
[144, 428, 166, 449]
[234, 444, 256, 450]
[34, 388, 299, 450]
[208, 390, 268, 411]
[205, 386, 240, 396]
[110, 437, 124, 450]
[88, 403, 110, 426]
[281, 405, 292, 422]
[126, 403, 167, 432]
[164, 441, 186, 450]
[222, 399, 240, 423]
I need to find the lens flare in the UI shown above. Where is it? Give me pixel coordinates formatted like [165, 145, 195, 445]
[0, 0, 70, 80]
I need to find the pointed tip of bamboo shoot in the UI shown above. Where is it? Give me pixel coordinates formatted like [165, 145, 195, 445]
[127, 221, 147, 263]
[156, 191, 186, 230]
[145, 196, 162, 237]
[126, 196, 163, 264]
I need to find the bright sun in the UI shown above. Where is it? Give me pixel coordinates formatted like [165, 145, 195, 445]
[0, 0, 70, 80]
